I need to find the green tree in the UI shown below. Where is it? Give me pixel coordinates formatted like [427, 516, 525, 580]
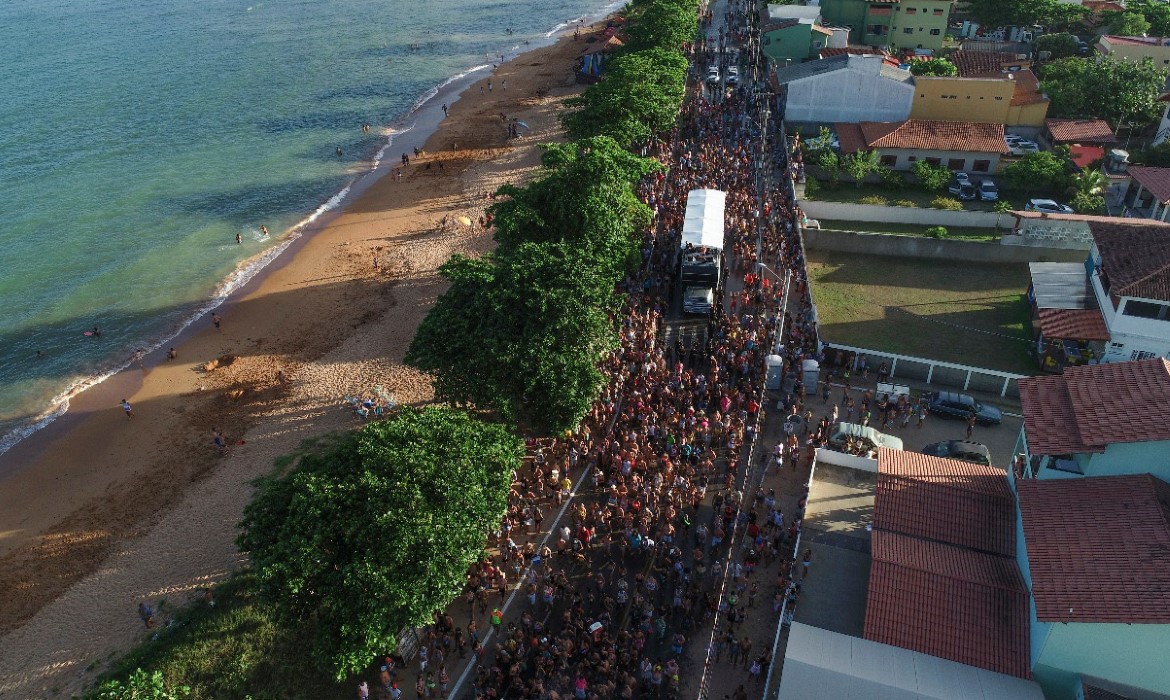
[623, 0, 700, 51]
[1101, 10, 1152, 37]
[96, 669, 190, 700]
[1133, 141, 1170, 167]
[1127, 0, 1170, 36]
[1034, 33, 1081, 60]
[912, 160, 951, 192]
[563, 47, 689, 147]
[817, 149, 842, 189]
[964, 0, 1083, 30]
[1002, 151, 1073, 192]
[842, 149, 881, 188]
[1071, 192, 1106, 214]
[909, 58, 958, 77]
[1069, 169, 1107, 197]
[239, 408, 522, 679]
[1041, 56, 1168, 127]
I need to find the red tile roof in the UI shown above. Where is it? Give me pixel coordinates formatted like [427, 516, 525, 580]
[1019, 359, 1170, 455]
[1034, 307, 1110, 341]
[1017, 474, 1170, 623]
[1126, 165, 1170, 204]
[951, 50, 1030, 78]
[875, 449, 1017, 556]
[818, 46, 901, 67]
[865, 530, 1031, 678]
[1084, 1, 1126, 12]
[1101, 34, 1170, 47]
[1069, 144, 1105, 169]
[1091, 217, 1170, 300]
[836, 119, 1007, 155]
[1045, 118, 1117, 144]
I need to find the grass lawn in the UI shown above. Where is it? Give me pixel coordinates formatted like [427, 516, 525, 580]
[87, 572, 346, 700]
[807, 250, 1036, 375]
[804, 182, 1029, 213]
[816, 219, 999, 242]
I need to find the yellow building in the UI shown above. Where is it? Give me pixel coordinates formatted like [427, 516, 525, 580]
[1096, 35, 1170, 68]
[910, 70, 1048, 127]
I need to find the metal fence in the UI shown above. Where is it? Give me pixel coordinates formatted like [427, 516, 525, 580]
[824, 343, 1025, 399]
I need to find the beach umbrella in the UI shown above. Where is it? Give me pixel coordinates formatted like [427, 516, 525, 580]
[515, 120, 531, 130]
[458, 215, 473, 227]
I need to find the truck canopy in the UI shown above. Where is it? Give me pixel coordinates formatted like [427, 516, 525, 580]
[681, 189, 726, 252]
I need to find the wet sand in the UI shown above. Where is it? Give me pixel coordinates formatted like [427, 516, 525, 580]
[0, 23, 604, 699]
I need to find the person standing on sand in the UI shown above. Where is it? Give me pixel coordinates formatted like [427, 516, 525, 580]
[441, 103, 447, 117]
[138, 601, 154, 628]
[213, 430, 225, 454]
[212, 313, 222, 331]
[121, 399, 134, 418]
[167, 347, 177, 360]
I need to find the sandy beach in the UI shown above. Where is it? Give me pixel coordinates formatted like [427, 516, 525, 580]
[0, 24, 603, 699]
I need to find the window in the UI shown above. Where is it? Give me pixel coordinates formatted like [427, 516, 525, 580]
[905, 7, 917, 13]
[1123, 300, 1170, 321]
[904, 27, 914, 34]
[1131, 350, 1158, 361]
[972, 159, 991, 172]
[925, 157, 941, 166]
[880, 155, 898, 167]
[933, 8, 944, 15]
[930, 28, 941, 35]
[907, 156, 918, 162]
[994, 96, 1003, 101]
[947, 158, 965, 170]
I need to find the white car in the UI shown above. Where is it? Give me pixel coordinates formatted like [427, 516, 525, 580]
[1024, 198, 1073, 214]
[726, 66, 739, 85]
[706, 66, 721, 85]
[1010, 141, 1040, 156]
[1005, 134, 1026, 145]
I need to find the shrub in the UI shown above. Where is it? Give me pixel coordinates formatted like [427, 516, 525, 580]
[859, 194, 888, 206]
[931, 196, 964, 211]
[925, 226, 948, 238]
[912, 160, 952, 192]
[1071, 192, 1106, 215]
[878, 167, 906, 191]
[893, 199, 918, 208]
[803, 177, 820, 197]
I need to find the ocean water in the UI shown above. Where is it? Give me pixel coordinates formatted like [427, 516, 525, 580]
[0, 0, 625, 454]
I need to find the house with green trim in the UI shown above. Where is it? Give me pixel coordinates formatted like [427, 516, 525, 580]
[818, 0, 951, 52]
[761, 4, 833, 64]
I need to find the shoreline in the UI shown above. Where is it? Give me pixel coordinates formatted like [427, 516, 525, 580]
[0, 17, 614, 698]
[0, 1, 628, 461]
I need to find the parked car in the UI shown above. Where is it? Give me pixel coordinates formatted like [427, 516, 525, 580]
[978, 179, 999, 202]
[953, 171, 971, 185]
[726, 66, 739, 85]
[706, 66, 721, 84]
[1024, 198, 1074, 214]
[828, 422, 904, 455]
[922, 440, 992, 466]
[923, 391, 1003, 425]
[947, 180, 978, 200]
[1004, 134, 1025, 146]
[1009, 140, 1040, 156]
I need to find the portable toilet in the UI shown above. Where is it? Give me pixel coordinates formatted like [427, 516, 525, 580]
[801, 358, 820, 387]
[766, 354, 784, 391]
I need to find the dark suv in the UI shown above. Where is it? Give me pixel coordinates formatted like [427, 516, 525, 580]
[922, 440, 992, 466]
[924, 391, 1003, 425]
[946, 181, 977, 201]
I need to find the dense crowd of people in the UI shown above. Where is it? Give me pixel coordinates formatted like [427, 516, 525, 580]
[367, 9, 830, 700]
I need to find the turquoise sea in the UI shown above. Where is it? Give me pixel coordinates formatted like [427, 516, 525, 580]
[0, 0, 624, 453]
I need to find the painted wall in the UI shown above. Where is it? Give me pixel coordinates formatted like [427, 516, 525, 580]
[1007, 99, 1049, 128]
[819, 0, 867, 43]
[763, 24, 819, 64]
[799, 200, 1001, 227]
[1035, 623, 1170, 699]
[878, 147, 1004, 173]
[888, 0, 951, 52]
[1090, 269, 1170, 361]
[911, 76, 1015, 124]
[781, 59, 914, 123]
[1081, 440, 1170, 481]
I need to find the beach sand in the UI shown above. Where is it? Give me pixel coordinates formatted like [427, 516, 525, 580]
[0, 24, 602, 699]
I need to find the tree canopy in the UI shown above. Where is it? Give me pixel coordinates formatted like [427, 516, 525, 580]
[909, 58, 958, 77]
[1101, 10, 1152, 37]
[1034, 33, 1080, 60]
[563, 47, 689, 147]
[1127, 0, 1170, 36]
[962, 0, 1088, 32]
[912, 160, 951, 192]
[623, 0, 700, 52]
[238, 407, 522, 679]
[1002, 150, 1073, 193]
[1040, 56, 1168, 127]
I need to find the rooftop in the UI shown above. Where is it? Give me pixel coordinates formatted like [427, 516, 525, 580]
[1092, 217, 1170, 300]
[874, 449, 1017, 556]
[1009, 69, 1047, 107]
[773, 52, 911, 85]
[864, 530, 1031, 678]
[1045, 118, 1117, 144]
[1019, 359, 1170, 455]
[1100, 35, 1170, 48]
[836, 119, 1007, 155]
[779, 623, 1045, 700]
[1017, 474, 1170, 623]
[950, 50, 1030, 78]
[1028, 261, 1095, 311]
[1127, 165, 1170, 204]
[1034, 307, 1110, 341]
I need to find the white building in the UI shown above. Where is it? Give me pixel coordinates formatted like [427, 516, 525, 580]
[1088, 220, 1170, 362]
[773, 53, 913, 124]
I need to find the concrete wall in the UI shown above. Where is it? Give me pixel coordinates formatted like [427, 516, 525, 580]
[800, 200, 1001, 227]
[880, 147, 1002, 173]
[814, 447, 878, 472]
[1036, 622, 1170, 700]
[911, 76, 1014, 124]
[888, 0, 950, 51]
[802, 227, 1088, 264]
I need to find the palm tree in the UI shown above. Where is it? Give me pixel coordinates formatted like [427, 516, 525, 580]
[1069, 169, 1107, 197]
